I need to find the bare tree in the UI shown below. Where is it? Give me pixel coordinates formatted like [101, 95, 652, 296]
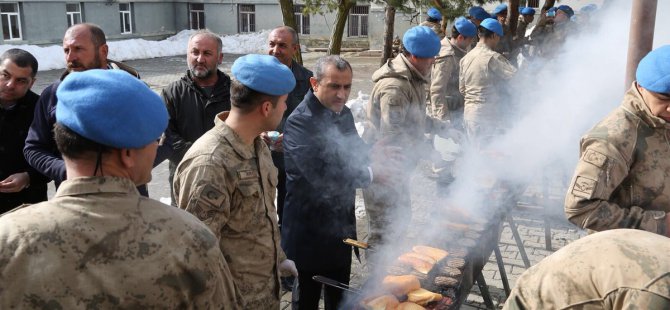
[278, 0, 304, 64]
[328, 0, 357, 55]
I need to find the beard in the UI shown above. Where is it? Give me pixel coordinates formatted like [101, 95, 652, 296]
[67, 49, 103, 72]
[189, 64, 214, 79]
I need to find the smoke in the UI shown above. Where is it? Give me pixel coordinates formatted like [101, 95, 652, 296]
[353, 0, 670, 305]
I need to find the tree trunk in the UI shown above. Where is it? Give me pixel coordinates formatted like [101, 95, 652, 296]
[509, 0, 519, 35]
[380, 5, 396, 66]
[278, 0, 303, 65]
[328, 0, 355, 55]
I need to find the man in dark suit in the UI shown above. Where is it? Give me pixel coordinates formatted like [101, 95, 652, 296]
[282, 55, 400, 309]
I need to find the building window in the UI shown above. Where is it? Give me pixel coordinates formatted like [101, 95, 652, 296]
[189, 3, 205, 30]
[119, 3, 132, 34]
[0, 3, 22, 41]
[348, 5, 368, 37]
[527, 0, 539, 8]
[66, 3, 82, 27]
[238, 4, 255, 33]
[293, 5, 309, 35]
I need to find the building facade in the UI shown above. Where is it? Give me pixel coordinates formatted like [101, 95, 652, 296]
[0, 0, 602, 49]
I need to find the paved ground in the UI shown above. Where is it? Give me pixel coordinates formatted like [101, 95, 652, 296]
[35, 52, 585, 309]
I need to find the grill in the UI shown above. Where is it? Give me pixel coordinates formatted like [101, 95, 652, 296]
[351, 180, 516, 309]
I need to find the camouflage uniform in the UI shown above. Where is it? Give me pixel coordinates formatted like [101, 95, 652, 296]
[564, 85, 670, 236]
[513, 16, 530, 50]
[363, 54, 445, 249]
[459, 42, 517, 145]
[430, 38, 468, 123]
[504, 229, 670, 309]
[174, 111, 286, 309]
[420, 20, 445, 40]
[0, 176, 236, 309]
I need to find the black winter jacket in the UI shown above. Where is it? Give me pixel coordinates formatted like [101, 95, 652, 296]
[0, 90, 48, 211]
[162, 70, 231, 165]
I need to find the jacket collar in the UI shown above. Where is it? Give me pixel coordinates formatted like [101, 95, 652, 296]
[623, 83, 670, 129]
[55, 176, 139, 198]
[184, 69, 231, 96]
[213, 111, 260, 160]
[290, 60, 311, 82]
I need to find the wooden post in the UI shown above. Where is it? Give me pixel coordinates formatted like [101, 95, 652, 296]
[625, 0, 657, 88]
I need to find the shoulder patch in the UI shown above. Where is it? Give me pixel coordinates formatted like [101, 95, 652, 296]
[583, 149, 608, 168]
[571, 176, 597, 199]
[188, 184, 226, 221]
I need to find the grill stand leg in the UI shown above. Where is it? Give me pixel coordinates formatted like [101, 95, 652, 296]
[542, 174, 553, 251]
[476, 273, 496, 309]
[507, 215, 531, 268]
[493, 245, 511, 297]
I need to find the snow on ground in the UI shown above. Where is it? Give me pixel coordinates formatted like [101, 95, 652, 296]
[0, 29, 271, 72]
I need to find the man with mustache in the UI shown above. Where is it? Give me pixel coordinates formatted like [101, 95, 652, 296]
[161, 30, 231, 206]
[23, 23, 143, 193]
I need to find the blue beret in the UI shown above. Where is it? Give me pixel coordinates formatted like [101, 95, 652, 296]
[403, 26, 441, 58]
[492, 3, 508, 15]
[427, 8, 442, 20]
[580, 4, 597, 14]
[232, 54, 296, 96]
[454, 17, 477, 38]
[636, 45, 670, 94]
[548, 7, 557, 13]
[56, 69, 168, 149]
[468, 6, 491, 21]
[557, 5, 574, 17]
[480, 18, 504, 37]
[521, 7, 535, 15]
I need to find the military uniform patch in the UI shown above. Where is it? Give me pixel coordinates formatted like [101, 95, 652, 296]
[237, 169, 258, 180]
[193, 184, 226, 213]
[583, 149, 607, 168]
[572, 176, 597, 199]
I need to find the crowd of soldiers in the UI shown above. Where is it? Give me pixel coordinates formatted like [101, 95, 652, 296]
[0, 1, 669, 309]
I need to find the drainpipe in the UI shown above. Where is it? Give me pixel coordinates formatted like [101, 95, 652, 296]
[625, 0, 657, 88]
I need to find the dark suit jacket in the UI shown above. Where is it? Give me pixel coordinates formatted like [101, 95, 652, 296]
[282, 90, 371, 272]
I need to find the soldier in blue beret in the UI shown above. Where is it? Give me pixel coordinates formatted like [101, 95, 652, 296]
[174, 54, 299, 309]
[429, 16, 477, 183]
[459, 18, 517, 146]
[420, 7, 445, 39]
[565, 45, 670, 238]
[513, 6, 536, 51]
[537, 4, 575, 57]
[491, 3, 513, 58]
[0, 69, 237, 308]
[364, 26, 452, 251]
[431, 17, 476, 122]
[468, 6, 491, 26]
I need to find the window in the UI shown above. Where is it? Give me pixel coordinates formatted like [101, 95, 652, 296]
[189, 3, 205, 30]
[238, 4, 255, 33]
[527, 0, 540, 8]
[119, 3, 132, 34]
[293, 5, 309, 35]
[66, 3, 82, 27]
[1, 3, 22, 41]
[348, 5, 368, 37]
